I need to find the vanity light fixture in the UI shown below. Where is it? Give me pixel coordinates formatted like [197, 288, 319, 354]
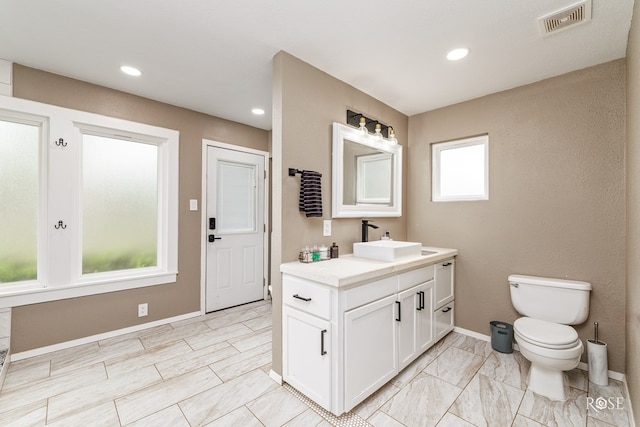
[446, 47, 469, 61]
[251, 108, 265, 115]
[120, 65, 142, 76]
[346, 109, 396, 142]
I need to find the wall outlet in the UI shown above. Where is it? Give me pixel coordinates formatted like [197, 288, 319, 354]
[323, 220, 332, 237]
[138, 303, 148, 317]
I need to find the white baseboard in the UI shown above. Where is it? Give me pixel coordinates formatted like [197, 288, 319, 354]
[454, 326, 626, 381]
[11, 311, 201, 361]
[454, 326, 490, 342]
[575, 361, 625, 382]
[269, 369, 282, 385]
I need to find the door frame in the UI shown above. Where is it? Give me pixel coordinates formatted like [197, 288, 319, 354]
[200, 139, 270, 314]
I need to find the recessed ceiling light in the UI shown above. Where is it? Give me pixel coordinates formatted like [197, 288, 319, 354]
[252, 108, 265, 115]
[120, 65, 142, 76]
[446, 48, 469, 61]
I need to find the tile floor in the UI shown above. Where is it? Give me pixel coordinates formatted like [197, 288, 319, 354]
[0, 300, 632, 426]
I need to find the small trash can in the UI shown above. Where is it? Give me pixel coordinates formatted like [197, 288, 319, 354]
[490, 321, 513, 353]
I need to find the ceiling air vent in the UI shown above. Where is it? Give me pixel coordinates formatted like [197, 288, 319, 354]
[538, 0, 592, 36]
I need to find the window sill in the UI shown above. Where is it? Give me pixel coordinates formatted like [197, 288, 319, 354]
[0, 271, 178, 308]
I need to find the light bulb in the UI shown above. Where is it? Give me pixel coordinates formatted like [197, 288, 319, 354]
[359, 117, 368, 135]
[388, 127, 398, 144]
[374, 123, 382, 139]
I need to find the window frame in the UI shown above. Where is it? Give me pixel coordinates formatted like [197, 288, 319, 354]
[432, 135, 489, 202]
[0, 109, 49, 294]
[0, 95, 179, 307]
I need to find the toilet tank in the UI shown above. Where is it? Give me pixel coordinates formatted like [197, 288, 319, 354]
[508, 274, 592, 325]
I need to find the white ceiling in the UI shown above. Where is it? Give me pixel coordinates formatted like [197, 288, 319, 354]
[0, 0, 634, 130]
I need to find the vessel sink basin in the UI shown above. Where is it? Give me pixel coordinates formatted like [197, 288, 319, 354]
[353, 240, 422, 262]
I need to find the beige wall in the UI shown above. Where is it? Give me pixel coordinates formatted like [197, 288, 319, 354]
[271, 52, 409, 375]
[626, 0, 640, 422]
[11, 64, 269, 352]
[408, 60, 627, 372]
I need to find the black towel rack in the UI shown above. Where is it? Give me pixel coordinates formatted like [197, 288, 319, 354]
[288, 168, 303, 176]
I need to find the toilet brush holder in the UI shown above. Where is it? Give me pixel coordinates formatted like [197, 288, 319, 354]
[587, 339, 608, 386]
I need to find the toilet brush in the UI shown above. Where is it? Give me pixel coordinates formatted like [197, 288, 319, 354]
[587, 321, 608, 386]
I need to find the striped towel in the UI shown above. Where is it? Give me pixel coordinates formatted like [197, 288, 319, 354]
[298, 170, 323, 217]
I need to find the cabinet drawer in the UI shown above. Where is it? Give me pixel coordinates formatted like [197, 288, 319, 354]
[434, 301, 454, 341]
[434, 259, 454, 308]
[398, 265, 434, 291]
[283, 275, 332, 320]
[344, 276, 397, 311]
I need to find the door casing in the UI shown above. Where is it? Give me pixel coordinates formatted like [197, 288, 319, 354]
[200, 139, 270, 314]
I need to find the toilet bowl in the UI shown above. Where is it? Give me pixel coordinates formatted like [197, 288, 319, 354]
[508, 275, 591, 401]
[514, 317, 583, 400]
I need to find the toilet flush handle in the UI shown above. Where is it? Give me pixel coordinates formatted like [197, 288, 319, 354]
[509, 282, 519, 288]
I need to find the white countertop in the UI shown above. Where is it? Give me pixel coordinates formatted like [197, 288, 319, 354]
[280, 246, 457, 288]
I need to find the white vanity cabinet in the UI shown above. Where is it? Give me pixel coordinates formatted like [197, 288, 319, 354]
[281, 248, 456, 416]
[434, 258, 455, 341]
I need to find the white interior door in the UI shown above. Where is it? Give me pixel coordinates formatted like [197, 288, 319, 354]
[206, 146, 265, 312]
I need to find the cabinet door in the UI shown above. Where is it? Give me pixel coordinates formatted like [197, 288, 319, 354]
[416, 281, 435, 354]
[435, 259, 455, 308]
[283, 307, 331, 411]
[397, 286, 419, 370]
[344, 294, 397, 411]
[397, 281, 435, 370]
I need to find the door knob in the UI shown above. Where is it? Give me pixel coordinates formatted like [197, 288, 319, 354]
[208, 235, 222, 242]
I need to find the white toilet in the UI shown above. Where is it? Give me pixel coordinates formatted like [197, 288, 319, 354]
[508, 274, 592, 401]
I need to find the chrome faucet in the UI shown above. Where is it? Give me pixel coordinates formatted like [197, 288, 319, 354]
[361, 220, 379, 242]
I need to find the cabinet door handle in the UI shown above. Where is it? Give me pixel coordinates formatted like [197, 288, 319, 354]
[442, 262, 452, 267]
[320, 329, 327, 355]
[293, 294, 311, 302]
[417, 291, 426, 311]
[396, 301, 401, 321]
[442, 306, 452, 313]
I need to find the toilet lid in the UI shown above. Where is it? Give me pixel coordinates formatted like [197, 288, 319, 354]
[514, 317, 579, 348]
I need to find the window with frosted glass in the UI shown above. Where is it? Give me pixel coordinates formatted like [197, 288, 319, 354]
[82, 134, 158, 274]
[0, 119, 40, 283]
[432, 135, 489, 202]
[217, 161, 256, 233]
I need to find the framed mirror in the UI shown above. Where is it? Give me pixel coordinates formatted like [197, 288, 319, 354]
[332, 122, 402, 217]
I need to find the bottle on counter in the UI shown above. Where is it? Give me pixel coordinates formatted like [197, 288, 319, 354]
[330, 242, 339, 259]
[312, 245, 321, 262]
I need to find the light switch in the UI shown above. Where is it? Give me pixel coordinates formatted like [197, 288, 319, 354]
[189, 199, 198, 211]
[323, 220, 332, 237]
